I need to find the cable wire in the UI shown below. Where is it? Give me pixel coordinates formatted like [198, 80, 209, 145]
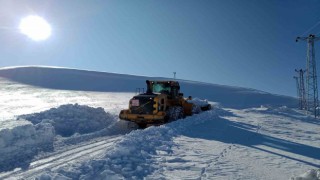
[300, 20, 320, 37]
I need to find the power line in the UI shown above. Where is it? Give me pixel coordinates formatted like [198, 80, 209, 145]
[300, 20, 320, 37]
[315, 30, 320, 36]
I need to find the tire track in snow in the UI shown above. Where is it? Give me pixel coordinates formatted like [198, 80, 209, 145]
[212, 110, 287, 180]
[0, 136, 122, 179]
[200, 144, 236, 179]
[200, 110, 263, 179]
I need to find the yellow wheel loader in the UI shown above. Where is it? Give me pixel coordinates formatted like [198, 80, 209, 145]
[119, 80, 211, 128]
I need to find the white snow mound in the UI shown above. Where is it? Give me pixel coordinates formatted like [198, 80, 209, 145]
[291, 169, 320, 180]
[0, 122, 54, 171]
[39, 109, 218, 179]
[187, 97, 210, 107]
[19, 104, 116, 137]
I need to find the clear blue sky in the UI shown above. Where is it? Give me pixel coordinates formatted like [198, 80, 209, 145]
[1, 0, 320, 96]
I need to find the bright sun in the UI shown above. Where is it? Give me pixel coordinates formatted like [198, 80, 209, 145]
[19, 15, 52, 41]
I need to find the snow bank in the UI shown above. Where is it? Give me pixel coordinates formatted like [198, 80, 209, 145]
[265, 106, 299, 114]
[20, 104, 116, 137]
[246, 105, 307, 118]
[39, 109, 218, 179]
[291, 169, 320, 180]
[0, 104, 126, 173]
[0, 122, 54, 171]
[78, 126, 176, 179]
[187, 97, 210, 107]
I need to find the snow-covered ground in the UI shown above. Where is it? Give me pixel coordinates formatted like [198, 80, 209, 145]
[0, 66, 319, 180]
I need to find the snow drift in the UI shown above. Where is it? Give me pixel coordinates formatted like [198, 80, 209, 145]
[19, 104, 116, 137]
[0, 66, 297, 108]
[33, 104, 320, 179]
[0, 104, 123, 172]
[291, 169, 320, 180]
[0, 122, 54, 171]
[37, 110, 218, 179]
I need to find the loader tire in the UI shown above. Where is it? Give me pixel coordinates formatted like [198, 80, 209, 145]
[192, 104, 202, 114]
[166, 106, 184, 122]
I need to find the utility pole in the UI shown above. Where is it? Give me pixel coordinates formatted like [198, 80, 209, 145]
[296, 34, 320, 117]
[294, 76, 301, 109]
[173, 72, 176, 79]
[295, 69, 307, 110]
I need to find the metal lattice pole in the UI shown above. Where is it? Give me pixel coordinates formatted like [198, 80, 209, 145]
[296, 34, 320, 117]
[295, 69, 307, 110]
[294, 76, 301, 109]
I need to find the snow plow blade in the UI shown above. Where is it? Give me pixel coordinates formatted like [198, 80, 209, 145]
[119, 110, 167, 124]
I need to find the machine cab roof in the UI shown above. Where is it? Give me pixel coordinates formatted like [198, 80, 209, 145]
[146, 80, 181, 98]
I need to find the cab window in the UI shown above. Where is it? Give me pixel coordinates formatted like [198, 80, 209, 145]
[152, 83, 171, 94]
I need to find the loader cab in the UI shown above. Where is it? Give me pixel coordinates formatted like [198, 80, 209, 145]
[146, 80, 180, 99]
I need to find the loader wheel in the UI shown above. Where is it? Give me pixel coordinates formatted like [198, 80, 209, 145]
[192, 104, 202, 114]
[166, 106, 184, 122]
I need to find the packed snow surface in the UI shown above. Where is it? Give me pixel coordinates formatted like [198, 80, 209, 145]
[0, 66, 318, 180]
[32, 106, 320, 180]
[35, 110, 218, 179]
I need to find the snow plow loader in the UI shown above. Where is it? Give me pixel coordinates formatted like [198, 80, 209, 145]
[119, 80, 211, 128]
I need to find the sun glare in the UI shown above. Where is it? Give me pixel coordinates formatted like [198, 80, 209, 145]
[19, 15, 52, 41]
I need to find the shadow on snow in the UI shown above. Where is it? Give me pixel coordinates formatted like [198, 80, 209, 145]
[181, 111, 320, 168]
[253, 108, 320, 126]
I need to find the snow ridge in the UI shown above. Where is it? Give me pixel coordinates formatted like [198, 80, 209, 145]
[0, 122, 54, 172]
[39, 110, 218, 179]
[19, 104, 116, 137]
[291, 169, 320, 180]
[0, 104, 122, 173]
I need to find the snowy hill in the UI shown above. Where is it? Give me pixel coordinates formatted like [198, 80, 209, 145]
[0, 66, 318, 180]
[0, 66, 296, 108]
